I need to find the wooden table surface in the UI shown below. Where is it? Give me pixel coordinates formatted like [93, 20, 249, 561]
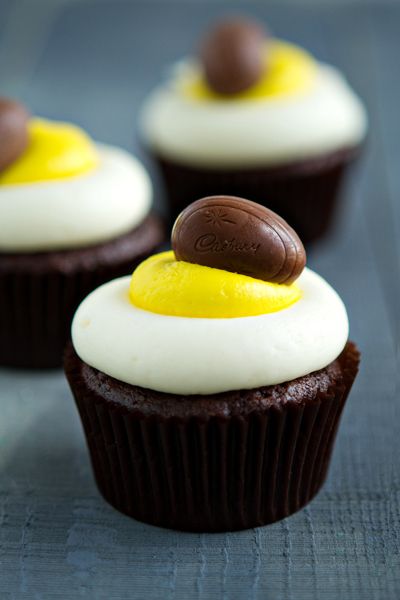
[0, 1, 399, 598]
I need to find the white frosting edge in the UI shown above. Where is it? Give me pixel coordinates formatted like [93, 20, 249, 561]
[0, 144, 152, 252]
[71, 268, 349, 395]
[140, 64, 367, 167]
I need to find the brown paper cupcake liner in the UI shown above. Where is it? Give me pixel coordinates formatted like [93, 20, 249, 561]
[155, 147, 359, 245]
[0, 214, 164, 368]
[65, 342, 360, 532]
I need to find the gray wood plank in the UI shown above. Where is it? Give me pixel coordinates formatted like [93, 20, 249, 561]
[0, 2, 399, 599]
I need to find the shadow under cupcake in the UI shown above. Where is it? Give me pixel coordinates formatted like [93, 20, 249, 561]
[65, 195, 359, 532]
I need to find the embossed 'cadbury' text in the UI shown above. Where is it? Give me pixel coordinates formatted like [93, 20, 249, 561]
[171, 195, 306, 283]
[194, 233, 260, 254]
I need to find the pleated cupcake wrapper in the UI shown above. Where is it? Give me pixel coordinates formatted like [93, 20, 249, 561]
[0, 268, 102, 368]
[0, 254, 154, 369]
[0, 214, 166, 368]
[156, 153, 355, 245]
[69, 357, 358, 532]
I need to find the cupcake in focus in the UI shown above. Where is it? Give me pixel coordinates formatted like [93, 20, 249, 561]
[140, 17, 367, 243]
[0, 98, 164, 368]
[65, 195, 359, 532]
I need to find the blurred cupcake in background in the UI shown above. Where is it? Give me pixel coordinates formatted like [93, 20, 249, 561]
[0, 98, 164, 368]
[140, 16, 367, 243]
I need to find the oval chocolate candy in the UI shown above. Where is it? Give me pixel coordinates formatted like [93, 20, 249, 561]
[200, 18, 266, 95]
[0, 97, 30, 172]
[171, 196, 306, 285]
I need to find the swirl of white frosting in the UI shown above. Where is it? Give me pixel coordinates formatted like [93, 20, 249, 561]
[71, 268, 349, 395]
[140, 64, 367, 167]
[0, 144, 152, 252]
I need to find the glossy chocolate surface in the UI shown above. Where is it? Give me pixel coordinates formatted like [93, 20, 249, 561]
[0, 98, 30, 172]
[172, 195, 306, 284]
[200, 18, 266, 95]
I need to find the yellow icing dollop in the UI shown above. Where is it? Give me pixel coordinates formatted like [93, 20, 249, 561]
[0, 118, 98, 185]
[181, 40, 317, 102]
[129, 251, 301, 318]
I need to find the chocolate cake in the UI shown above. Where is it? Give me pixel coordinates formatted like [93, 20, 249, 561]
[0, 215, 164, 368]
[0, 97, 165, 368]
[65, 196, 360, 531]
[157, 147, 359, 243]
[65, 341, 359, 532]
[140, 17, 367, 243]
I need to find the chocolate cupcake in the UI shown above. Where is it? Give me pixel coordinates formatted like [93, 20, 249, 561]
[0, 98, 164, 368]
[140, 17, 367, 243]
[65, 195, 359, 532]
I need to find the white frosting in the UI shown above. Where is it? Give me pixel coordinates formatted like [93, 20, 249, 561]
[140, 64, 367, 167]
[72, 268, 349, 395]
[0, 144, 152, 252]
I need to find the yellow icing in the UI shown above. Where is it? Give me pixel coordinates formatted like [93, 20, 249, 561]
[0, 118, 98, 185]
[181, 40, 317, 101]
[129, 251, 301, 318]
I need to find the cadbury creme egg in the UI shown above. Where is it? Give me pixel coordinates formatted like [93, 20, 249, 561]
[171, 196, 306, 285]
[200, 18, 267, 95]
[0, 98, 30, 172]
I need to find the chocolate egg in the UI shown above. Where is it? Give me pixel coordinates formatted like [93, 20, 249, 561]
[200, 18, 266, 95]
[172, 196, 306, 284]
[0, 98, 30, 172]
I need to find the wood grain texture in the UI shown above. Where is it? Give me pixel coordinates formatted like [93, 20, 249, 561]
[0, 1, 399, 598]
